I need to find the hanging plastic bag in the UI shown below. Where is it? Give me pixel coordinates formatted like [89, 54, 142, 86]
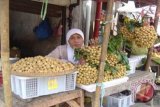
[33, 0, 53, 40]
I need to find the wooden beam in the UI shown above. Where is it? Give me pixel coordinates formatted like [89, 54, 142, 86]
[61, 7, 67, 45]
[28, 89, 83, 106]
[0, 0, 12, 107]
[10, 0, 63, 17]
[94, 0, 114, 107]
[66, 100, 80, 107]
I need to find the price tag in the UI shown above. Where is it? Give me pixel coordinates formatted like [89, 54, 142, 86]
[48, 79, 58, 90]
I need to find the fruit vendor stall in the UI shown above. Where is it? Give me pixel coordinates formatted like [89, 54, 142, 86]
[0, 0, 160, 107]
[0, 0, 85, 107]
[74, 0, 160, 107]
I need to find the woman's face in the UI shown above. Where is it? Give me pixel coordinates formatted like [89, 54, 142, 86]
[68, 33, 84, 48]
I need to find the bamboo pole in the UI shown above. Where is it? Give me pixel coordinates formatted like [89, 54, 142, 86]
[93, 0, 102, 39]
[154, 0, 160, 30]
[93, 0, 114, 107]
[0, 0, 12, 107]
[145, 0, 160, 71]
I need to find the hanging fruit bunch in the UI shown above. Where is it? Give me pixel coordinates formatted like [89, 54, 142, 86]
[134, 26, 157, 47]
[120, 26, 135, 41]
[120, 17, 157, 48]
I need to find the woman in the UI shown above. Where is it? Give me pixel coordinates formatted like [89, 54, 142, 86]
[47, 28, 84, 64]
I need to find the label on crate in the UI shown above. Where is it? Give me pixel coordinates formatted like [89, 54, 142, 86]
[48, 79, 58, 90]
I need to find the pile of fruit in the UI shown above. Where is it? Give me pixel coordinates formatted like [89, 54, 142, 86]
[75, 44, 129, 85]
[76, 64, 97, 85]
[120, 17, 157, 48]
[120, 26, 135, 41]
[11, 56, 74, 74]
[134, 26, 157, 47]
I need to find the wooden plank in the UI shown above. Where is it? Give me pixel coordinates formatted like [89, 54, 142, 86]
[66, 100, 80, 107]
[0, 0, 12, 107]
[94, 0, 114, 107]
[0, 88, 84, 107]
[9, 89, 84, 107]
[61, 7, 67, 44]
[76, 89, 84, 107]
[10, 0, 63, 17]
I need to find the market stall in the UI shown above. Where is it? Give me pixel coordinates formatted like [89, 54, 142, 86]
[0, 0, 84, 107]
[74, 0, 159, 106]
[1, 0, 160, 107]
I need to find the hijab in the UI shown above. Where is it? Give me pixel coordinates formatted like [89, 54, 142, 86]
[66, 28, 84, 64]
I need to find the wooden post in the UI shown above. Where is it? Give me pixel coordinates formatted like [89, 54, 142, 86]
[0, 0, 12, 107]
[145, 0, 160, 71]
[93, 0, 114, 107]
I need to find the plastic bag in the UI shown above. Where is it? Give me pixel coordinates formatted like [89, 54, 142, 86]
[33, 18, 53, 40]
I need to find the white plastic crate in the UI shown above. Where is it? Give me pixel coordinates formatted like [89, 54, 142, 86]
[11, 72, 77, 99]
[127, 58, 137, 75]
[127, 55, 146, 75]
[107, 93, 133, 107]
[130, 55, 146, 65]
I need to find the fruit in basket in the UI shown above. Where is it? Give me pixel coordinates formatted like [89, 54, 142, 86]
[11, 56, 74, 73]
[76, 63, 97, 85]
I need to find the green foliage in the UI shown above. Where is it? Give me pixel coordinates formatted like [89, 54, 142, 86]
[74, 48, 89, 60]
[104, 62, 118, 73]
[118, 51, 130, 70]
[124, 17, 143, 32]
[108, 34, 123, 53]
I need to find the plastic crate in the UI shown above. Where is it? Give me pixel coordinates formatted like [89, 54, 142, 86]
[127, 58, 137, 75]
[107, 93, 133, 107]
[11, 72, 77, 99]
[127, 55, 146, 75]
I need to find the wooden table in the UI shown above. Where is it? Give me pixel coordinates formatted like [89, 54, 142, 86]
[0, 71, 155, 107]
[0, 88, 84, 107]
[84, 71, 155, 107]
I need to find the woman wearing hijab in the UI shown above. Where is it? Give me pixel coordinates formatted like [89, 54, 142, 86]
[47, 28, 84, 64]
